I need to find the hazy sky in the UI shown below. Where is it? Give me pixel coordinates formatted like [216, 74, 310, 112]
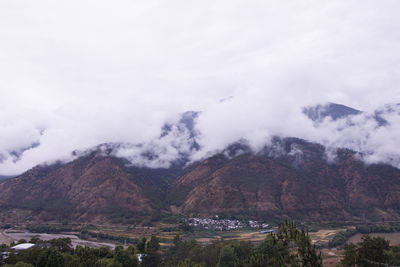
[1, 1, 400, 174]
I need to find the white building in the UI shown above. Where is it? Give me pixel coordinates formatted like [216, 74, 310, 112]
[11, 243, 35, 252]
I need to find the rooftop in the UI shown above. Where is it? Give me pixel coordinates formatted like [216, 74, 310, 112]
[11, 243, 35, 250]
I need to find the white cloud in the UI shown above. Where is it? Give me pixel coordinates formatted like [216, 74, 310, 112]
[0, 0, 400, 174]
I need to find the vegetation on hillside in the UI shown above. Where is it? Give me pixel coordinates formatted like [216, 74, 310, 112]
[327, 222, 400, 248]
[341, 235, 400, 266]
[3, 221, 400, 266]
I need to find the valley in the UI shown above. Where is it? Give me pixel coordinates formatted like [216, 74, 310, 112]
[1, 111, 400, 266]
[2, 220, 400, 266]
[2, 0, 400, 262]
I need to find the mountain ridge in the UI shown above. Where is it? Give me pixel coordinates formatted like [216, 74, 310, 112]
[1, 103, 399, 223]
[0, 137, 399, 224]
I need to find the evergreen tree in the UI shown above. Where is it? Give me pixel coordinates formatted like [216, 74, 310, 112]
[97, 258, 123, 267]
[137, 237, 147, 254]
[341, 243, 357, 267]
[45, 249, 65, 267]
[36, 249, 65, 267]
[357, 235, 389, 265]
[4, 262, 34, 267]
[341, 235, 392, 267]
[217, 245, 236, 267]
[74, 246, 98, 267]
[114, 245, 138, 267]
[142, 236, 160, 267]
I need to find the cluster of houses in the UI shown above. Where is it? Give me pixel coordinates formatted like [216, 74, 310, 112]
[188, 217, 272, 231]
[188, 218, 245, 231]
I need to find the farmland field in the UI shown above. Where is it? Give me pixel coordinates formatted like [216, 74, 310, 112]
[308, 228, 347, 246]
[348, 232, 400, 245]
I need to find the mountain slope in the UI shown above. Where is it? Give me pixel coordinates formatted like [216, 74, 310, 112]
[303, 102, 362, 121]
[0, 138, 399, 223]
[0, 152, 177, 223]
[168, 139, 400, 221]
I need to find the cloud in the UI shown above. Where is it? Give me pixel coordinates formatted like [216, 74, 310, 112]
[0, 0, 400, 174]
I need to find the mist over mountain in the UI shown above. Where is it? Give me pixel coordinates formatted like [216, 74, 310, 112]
[2, 0, 400, 176]
[1, 102, 400, 177]
[1, 135, 399, 223]
[303, 102, 362, 122]
[2, 0, 400, 232]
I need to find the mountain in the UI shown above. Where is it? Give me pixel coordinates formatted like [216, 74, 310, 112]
[160, 110, 200, 152]
[303, 102, 362, 122]
[1, 105, 400, 223]
[0, 175, 14, 182]
[0, 151, 179, 223]
[372, 103, 400, 126]
[303, 102, 399, 127]
[0, 138, 399, 223]
[168, 138, 400, 221]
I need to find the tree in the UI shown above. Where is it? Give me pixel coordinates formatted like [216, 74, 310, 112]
[74, 246, 98, 267]
[243, 221, 322, 267]
[114, 245, 138, 267]
[341, 243, 357, 267]
[15, 246, 42, 266]
[45, 249, 65, 267]
[98, 258, 123, 267]
[137, 237, 146, 254]
[217, 245, 236, 267]
[147, 236, 160, 252]
[163, 235, 204, 266]
[357, 235, 389, 265]
[98, 246, 113, 258]
[126, 245, 135, 256]
[4, 262, 34, 267]
[341, 235, 392, 267]
[297, 229, 323, 266]
[142, 236, 160, 267]
[230, 241, 253, 263]
[29, 237, 40, 244]
[63, 254, 81, 267]
[36, 249, 65, 267]
[176, 258, 206, 267]
[386, 245, 400, 266]
[5, 252, 19, 265]
[49, 238, 73, 253]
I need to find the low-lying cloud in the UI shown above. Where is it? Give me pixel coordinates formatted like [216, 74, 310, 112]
[1, 0, 400, 175]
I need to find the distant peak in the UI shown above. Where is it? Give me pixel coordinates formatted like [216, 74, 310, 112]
[303, 102, 362, 122]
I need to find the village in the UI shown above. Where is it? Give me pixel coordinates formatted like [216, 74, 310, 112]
[187, 217, 271, 231]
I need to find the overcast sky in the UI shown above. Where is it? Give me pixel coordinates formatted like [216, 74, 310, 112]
[1, 1, 400, 175]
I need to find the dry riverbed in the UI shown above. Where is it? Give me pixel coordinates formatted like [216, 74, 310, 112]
[0, 229, 115, 248]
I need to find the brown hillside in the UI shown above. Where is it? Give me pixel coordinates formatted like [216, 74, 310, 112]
[0, 153, 153, 222]
[0, 139, 399, 223]
[168, 139, 400, 221]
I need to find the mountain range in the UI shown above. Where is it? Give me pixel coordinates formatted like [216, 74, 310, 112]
[0, 103, 399, 224]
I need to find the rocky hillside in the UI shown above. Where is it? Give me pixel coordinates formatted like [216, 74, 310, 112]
[0, 151, 177, 223]
[168, 139, 400, 221]
[0, 138, 399, 223]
